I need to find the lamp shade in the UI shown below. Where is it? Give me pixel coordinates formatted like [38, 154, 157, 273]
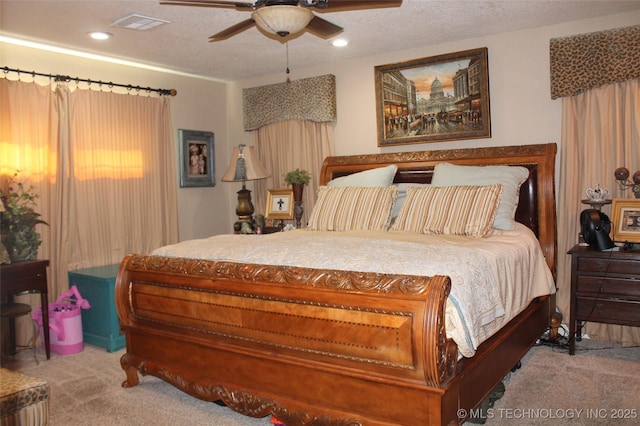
[252, 5, 314, 37]
[222, 144, 270, 182]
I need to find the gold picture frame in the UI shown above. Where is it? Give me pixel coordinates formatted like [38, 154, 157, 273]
[611, 198, 640, 243]
[374, 47, 491, 146]
[266, 189, 294, 220]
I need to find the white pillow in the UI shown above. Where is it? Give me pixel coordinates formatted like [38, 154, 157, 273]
[430, 163, 529, 230]
[327, 164, 397, 187]
[307, 186, 398, 231]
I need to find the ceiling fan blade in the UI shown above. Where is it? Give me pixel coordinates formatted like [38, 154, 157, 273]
[160, 0, 254, 11]
[319, 0, 402, 12]
[305, 15, 343, 38]
[209, 18, 256, 41]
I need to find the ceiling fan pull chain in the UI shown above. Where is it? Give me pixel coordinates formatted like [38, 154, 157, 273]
[286, 42, 291, 83]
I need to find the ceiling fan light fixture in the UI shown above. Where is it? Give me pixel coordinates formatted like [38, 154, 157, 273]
[252, 5, 314, 37]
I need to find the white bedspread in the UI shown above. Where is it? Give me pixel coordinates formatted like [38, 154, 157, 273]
[152, 223, 555, 357]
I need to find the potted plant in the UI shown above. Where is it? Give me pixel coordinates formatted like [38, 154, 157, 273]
[284, 168, 311, 201]
[284, 168, 311, 228]
[0, 171, 48, 261]
[284, 168, 311, 187]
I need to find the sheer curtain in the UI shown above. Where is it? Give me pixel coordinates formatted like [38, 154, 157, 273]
[65, 88, 178, 270]
[1, 77, 178, 344]
[557, 79, 640, 346]
[1, 78, 57, 346]
[253, 119, 335, 227]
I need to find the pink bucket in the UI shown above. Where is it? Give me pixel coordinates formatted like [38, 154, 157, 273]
[32, 285, 91, 355]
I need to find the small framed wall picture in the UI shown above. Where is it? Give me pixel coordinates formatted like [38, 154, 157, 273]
[179, 129, 215, 187]
[611, 198, 640, 243]
[266, 189, 294, 220]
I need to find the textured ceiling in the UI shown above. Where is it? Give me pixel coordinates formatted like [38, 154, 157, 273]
[2, 0, 639, 81]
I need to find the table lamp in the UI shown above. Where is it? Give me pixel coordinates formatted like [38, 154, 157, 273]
[222, 144, 270, 231]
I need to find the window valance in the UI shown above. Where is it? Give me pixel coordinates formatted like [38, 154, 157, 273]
[243, 74, 336, 131]
[549, 25, 640, 99]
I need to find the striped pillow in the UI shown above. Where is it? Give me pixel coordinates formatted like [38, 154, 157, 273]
[307, 186, 398, 231]
[391, 184, 503, 237]
[431, 163, 529, 230]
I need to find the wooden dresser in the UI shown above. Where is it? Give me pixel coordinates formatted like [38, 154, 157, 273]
[568, 245, 640, 355]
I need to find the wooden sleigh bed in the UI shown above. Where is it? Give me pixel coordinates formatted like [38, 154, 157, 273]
[115, 143, 557, 426]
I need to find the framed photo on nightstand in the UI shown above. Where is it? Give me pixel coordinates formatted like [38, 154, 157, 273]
[266, 189, 294, 220]
[611, 198, 640, 243]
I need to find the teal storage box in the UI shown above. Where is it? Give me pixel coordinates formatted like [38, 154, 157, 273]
[67, 264, 125, 352]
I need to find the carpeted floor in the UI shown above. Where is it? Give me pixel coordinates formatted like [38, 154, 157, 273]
[488, 339, 640, 425]
[2, 339, 639, 425]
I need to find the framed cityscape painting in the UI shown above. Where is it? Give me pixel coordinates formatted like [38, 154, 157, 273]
[375, 47, 491, 146]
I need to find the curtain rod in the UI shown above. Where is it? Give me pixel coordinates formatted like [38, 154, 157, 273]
[2, 66, 177, 96]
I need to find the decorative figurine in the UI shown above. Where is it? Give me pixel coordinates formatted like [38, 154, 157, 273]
[585, 183, 609, 201]
[240, 222, 255, 234]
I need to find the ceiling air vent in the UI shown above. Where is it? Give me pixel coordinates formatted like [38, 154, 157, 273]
[111, 14, 169, 31]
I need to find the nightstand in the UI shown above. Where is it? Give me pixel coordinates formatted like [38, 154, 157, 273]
[1, 260, 51, 359]
[262, 226, 283, 234]
[567, 245, 640, 355]
[67, 264, 125, 352]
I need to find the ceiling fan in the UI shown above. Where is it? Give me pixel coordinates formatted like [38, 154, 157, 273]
[160, 0, 403, 42]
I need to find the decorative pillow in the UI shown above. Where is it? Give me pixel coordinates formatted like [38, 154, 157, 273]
[392, 183, 431, 220]
[307, 186, 398, 231]
[391, 184, 503, 237]
[430, 163, 529, 230]
[327, 164, 398, 187]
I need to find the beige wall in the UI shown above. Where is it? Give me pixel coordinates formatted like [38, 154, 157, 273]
[228, 9, 640, 155]
[2, 9, 639, 243]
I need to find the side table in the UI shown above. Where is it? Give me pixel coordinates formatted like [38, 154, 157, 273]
[568, 245, 640, 355]
[580, 199, 611, 211]
[0, 260, 50, 359]
[262, 226, 283, 234]
[68, 264, 125, 352]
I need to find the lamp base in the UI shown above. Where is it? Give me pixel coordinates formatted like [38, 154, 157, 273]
[233, 186, 255, 233]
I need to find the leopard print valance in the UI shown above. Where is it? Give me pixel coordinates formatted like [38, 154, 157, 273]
[243, 74, 336, 131]
[549, 25, 640, 99]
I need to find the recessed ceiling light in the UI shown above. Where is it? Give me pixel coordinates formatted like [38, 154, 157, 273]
[332, 39, 348, 47]
[89, 32, 112, 40]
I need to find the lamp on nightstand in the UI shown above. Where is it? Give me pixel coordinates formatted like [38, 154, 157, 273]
[222, 144, 270, 231]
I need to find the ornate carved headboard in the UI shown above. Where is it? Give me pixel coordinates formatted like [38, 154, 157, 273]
[319, 143, 557, 276]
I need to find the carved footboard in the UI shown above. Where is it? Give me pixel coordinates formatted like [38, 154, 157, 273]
[115, 254, 458, 425]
